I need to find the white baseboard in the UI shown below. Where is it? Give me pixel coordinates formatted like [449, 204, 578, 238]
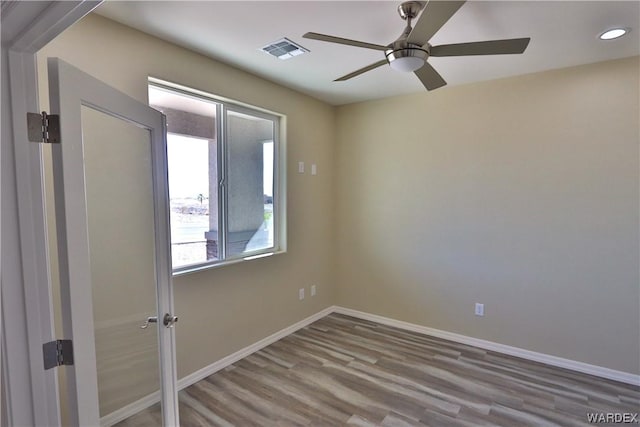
[333, 306, 640, 386]
[101, 306, 335, 426]
[177, 306, 335, 390]
[102, 304, 639, 425]
[100, 391, 160, 427]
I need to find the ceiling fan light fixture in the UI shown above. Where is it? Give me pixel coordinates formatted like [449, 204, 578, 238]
[599, 28, 628, 40]
[386, 47, 428, 72]
[389, 56, 425, 72]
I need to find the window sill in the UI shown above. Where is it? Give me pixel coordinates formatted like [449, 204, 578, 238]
[171, 249, 285, 277]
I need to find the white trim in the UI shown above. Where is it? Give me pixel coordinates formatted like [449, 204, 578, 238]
[99, 391, 161, 427]
[100, 304, 638, 425]
[10, 1, 101, 53]
[99, 306, 335, 427]
[2, 2, 102, 425]
[333, 306, 640, 386]
[7, 50, 61, 427]
[177, 306, 335, 390]
[148, 77, 285, 119]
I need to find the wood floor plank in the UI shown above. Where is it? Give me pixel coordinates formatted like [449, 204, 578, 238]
[115, 313, 639, 426]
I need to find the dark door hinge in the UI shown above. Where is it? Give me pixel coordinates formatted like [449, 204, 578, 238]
[43, 339, 74, 370]
[27, 111, 60, 144]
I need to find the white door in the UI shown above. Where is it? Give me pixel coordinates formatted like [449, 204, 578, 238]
[47, 57, 179, 426]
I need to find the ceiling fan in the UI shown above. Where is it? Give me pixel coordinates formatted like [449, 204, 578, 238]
[303, 1, 530, 91]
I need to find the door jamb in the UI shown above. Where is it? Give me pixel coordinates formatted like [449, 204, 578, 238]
[1, 2, 102, 425]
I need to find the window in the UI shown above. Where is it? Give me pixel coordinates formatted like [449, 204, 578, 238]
[148, 81, 285, 273]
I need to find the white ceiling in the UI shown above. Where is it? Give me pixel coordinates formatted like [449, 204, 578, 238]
[96, 1, 639, 106]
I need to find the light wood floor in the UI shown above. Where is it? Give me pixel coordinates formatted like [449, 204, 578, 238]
[116, 313, 640, 426]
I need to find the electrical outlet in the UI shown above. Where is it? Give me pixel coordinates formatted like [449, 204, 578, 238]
[311, 164, 317, 175]
[299, 288, 305, 300]
[475, 303, 484, 316]
[298, 161, 305, 174]
[311, 285, 316, 296]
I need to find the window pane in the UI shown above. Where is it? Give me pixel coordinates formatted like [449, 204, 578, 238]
[167, 134, 215, 268]
[226, 110, 275, 257]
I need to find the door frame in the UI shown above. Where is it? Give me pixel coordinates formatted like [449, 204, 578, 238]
[2, 2, 102, 425]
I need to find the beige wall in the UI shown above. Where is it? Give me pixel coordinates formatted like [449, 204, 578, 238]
[37, 13, 337, 386]
[37, 13, 639, 414]
[335, 56, 640, 374]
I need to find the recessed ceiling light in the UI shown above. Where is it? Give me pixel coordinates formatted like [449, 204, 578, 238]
[599, 28, 628, 40]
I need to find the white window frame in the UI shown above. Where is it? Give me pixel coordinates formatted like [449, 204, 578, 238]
[148, 79, 287, 275]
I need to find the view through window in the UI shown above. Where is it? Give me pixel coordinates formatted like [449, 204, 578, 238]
[166, 134, 210, 267]
[149, 83, 282, 271]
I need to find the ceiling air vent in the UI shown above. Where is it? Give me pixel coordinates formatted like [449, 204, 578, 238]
[261, 38, 309, 60]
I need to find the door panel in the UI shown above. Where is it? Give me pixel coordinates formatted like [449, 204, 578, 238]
[81, 106, 161, 417]
[48, 58, 178, 426]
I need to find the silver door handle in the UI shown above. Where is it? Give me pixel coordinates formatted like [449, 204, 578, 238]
[140, 313, 178, 329]
[140, 316, 158, 329]
[163, 313, 179, 328]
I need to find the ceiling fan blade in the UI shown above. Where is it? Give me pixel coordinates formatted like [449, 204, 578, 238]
[414, 62, 447, 91]
[334, 59, 388, 81]
[430, 38, 531, 56]
[407, 1, 466, 45]
[303, 32, 388, 51]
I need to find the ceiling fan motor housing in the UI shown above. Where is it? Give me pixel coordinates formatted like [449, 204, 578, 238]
[385, 43, 429, 72]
